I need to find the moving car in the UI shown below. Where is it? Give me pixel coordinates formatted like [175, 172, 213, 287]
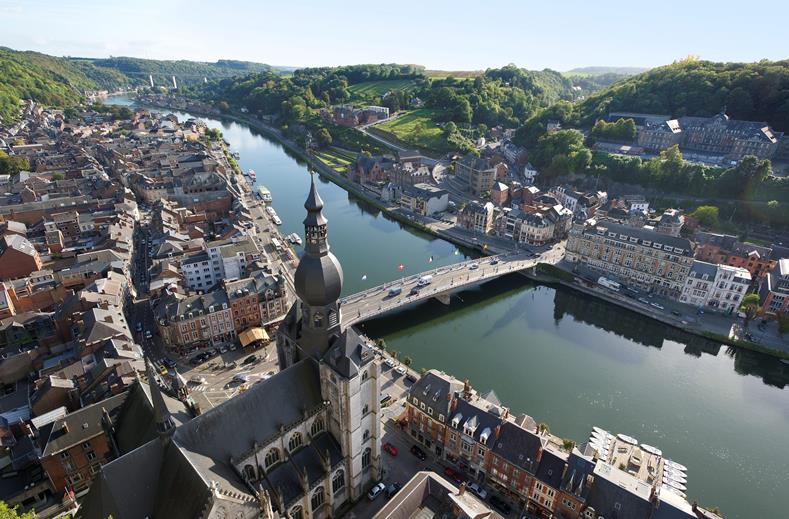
[388, 286, 402, 297]
[163, 359, 177, 369]
[382, 443, 397, 456]
[233, 374, 250, 384]
[367, 482, 386, 501]
[158, 365, 168, 376]
[242, 355, 258, 365]
[467, 482, 487, 500]
[650, 302, 665, 310]
[410, 445, 426, 461]
[488, 495, 511, 515]
[190, 375, 206, 385]
[469, 263, 479, 270]
[443, 467, 463, 485]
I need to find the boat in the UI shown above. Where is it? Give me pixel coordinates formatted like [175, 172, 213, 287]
[232, 151, 240, 160]
[664, 460, 688, 472]
[257, 185, 272, 203]
[663, 471, 687, 484]
[272, 216, 282, 225]
[248, 169, 257, 180]
[287, 233, 302, 246]
[663, 479, 687, 492]
[617, 433, 638, 445]
[641, 444, 663, 457]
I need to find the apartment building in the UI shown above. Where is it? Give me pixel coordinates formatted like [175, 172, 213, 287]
[680, 260, 751, 313]
[565, 221, 694, 296]
[760, 258, 789, 316]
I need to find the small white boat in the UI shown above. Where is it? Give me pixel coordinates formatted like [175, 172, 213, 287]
[663, 471, 687, 484]
[272, 216, 282, 225]
[287, 233, 302, 246]
[248, 169, 257, 180]
[663, 460, 688, 472]
[592, 426, 606, 435]
[641, 444, 663, 457]
[617, 433, 638, 445]
[663, 479, 687, 492]
[257, 185, 272, 203]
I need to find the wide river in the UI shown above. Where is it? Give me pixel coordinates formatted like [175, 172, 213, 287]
[110, 96, 788, 518]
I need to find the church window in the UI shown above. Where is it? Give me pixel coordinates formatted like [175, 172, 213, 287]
[362, 447, 371, 469]
[264, 448, 280, 468]
[288, 432, 303, 452]
[311, 418, 324, 436]
[290, 505, 303, 519]
[363, 429, 370, 442]
[313, 311, 324, 328]
[361, 370, 368, 381]
[311, 487, 325, 510]
[243, 464, 255, 480]
[332, 469, 345, 493]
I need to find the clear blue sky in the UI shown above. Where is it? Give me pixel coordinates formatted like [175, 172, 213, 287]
[1, 0, 786, 71]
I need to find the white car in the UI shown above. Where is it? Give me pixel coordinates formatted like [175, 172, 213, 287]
[190, 375, 207, 385]
[469, 263, 479, 270]
[367, 482, 386, 501]
[467, 482, 487, 500]
[385, 358, 396, 368]
[395, 366, 406, 376]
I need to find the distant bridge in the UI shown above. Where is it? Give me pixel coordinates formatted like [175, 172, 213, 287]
[339, 245, 564, 327]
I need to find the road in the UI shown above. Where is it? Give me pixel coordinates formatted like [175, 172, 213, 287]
[340, 243, 565, 327]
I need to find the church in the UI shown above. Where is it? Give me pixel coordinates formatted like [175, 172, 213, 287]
[82, 176, 383, 519]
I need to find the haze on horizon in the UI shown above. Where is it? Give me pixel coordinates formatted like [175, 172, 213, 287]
[1, 0, 786, 71]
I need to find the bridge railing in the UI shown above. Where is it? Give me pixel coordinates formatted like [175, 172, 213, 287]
[339, 253, 514, 304]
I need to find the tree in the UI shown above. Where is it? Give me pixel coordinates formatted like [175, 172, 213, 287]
[531, 129, 591, 178]
[739, 293, 761, 329]
[403, 356, 412, 367]
[217, 100, 231, 112]
[689, 205, 719, 228]
[316, 128, 332, 149]
[778, 313, 789, 337]
[0, 501, 35, 519]
[0, 152, 30, 176]
[51, 172, 65, 181]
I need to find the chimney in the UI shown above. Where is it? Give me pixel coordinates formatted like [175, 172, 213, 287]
[61, 422, 69, 434]
[104, 315, 113, 323]
[494, 424, 502, 439]
[458, 482, 466, 495]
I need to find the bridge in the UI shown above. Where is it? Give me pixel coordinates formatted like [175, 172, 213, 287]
[339, 243, 565, 327]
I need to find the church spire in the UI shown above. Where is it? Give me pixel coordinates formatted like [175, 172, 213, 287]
[145, 359, 176, 440]
[303, 173, 329, 255]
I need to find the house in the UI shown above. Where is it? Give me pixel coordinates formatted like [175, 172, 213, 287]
[0, 235, 43, 281]
[680, 261, 751, 313]
[656, 209, 684, 237]
[694, 232, 777, 279]
[490, 182, 509, 206]
[455, 155, 497, 196]
[760, 258, 789, 316]
[458, 201, 495, 234]
[399, 183, 449, 216]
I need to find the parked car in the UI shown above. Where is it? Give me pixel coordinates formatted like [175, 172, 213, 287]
[382, 443, 397, 456]
[242, 355, 258, 365]
[395, 366, 406, 376]
[410, 445, 426, 461]
[443, 467, 463, 485]
[190, 375, 206, 385]
[233, 374, 250, 384]
[219, 346, 228, 354]
[163, 359, 177, 369]
[385, 482, 401, 498]
[650, 302, 665, 310]
[144, 330, 153, 339]
[488, 495, 511, 515]
[135, 323, 143, 332]
[671, 310, 682, 316]
[469, 263, 479, 270]
[367, 482, 386, 501]
[384, 358, 396, 368]
[467, 482, 487, 500]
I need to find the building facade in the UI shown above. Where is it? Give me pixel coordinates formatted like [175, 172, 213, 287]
[565, 222, 694, 296]
[680, 260, 751, 313]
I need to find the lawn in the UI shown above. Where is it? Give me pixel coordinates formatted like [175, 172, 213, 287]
[373, 109, 452, 154]
[348, 79, 417, 98]
[314, 146, 358, 173]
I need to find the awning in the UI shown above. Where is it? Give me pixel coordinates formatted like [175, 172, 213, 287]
[238, 327, 269, 347]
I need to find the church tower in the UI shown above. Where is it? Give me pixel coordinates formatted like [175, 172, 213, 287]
[278, 175, 344, 367]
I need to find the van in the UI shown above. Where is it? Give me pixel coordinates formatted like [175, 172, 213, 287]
[417, 275, 433, 287]
[388, 286, 402, 297]
[379, 393, 393, 407]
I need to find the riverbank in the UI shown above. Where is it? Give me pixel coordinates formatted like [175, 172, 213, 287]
[535, 263, 789, 360]
[132, 98, 789, 361]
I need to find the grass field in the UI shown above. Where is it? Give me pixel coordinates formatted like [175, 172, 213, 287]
[424, 70, 482, 79]
[373, 109, 451, 154]
[313, 146, 358, 173]
[348, 79, 418, 98]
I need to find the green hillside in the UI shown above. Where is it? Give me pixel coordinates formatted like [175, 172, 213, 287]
[576, 57, 789, 131]
[85, 57, 273, 87]
[348, 79, 419, 98]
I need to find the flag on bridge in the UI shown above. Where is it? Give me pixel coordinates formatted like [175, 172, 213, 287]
[361, 274, 367, 280]
[397, 263, 405, 271]
[428, 256, 433, 263]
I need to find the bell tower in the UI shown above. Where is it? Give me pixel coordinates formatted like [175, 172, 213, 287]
[290, 174, 344, 360]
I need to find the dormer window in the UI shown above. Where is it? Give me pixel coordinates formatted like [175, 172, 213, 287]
[480, 427, 491, 444]
[451, 413, 463, 428]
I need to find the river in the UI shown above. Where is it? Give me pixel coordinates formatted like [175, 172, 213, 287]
[108, 95, 789, 518]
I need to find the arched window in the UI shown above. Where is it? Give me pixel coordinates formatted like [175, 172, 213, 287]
[264, 448, 280, 468]
[311, 418, 324, 437]
[288, 432, 303, 452]
[362, 404, 369, 415]
[311, 486, 325, 510]
[243, 464, 256, 481]
[313, 311, 323, 328]
[290, 505, 303, 519]
[363, 429, 370, 442]
[332, 469, 345, 494]
[362, 447, 371, 469]
[361, 370, 368, 381]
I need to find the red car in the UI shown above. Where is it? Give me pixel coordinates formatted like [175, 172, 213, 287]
[444, 467, 463, 485]
[383, 443, 398, 456]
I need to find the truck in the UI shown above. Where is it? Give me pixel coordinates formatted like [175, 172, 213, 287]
[387, 286, 402, 297]
[597, 276, 621, 292]
[417, 275, 433, 287]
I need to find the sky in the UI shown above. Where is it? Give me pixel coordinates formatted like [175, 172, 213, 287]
[1, 0, 786, 71]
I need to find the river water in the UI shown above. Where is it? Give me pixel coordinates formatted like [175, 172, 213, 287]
[108, 96, 788, 518]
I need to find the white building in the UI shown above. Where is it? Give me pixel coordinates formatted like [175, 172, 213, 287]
[680, 260, 751, 313]
[182, 237, 261, 291]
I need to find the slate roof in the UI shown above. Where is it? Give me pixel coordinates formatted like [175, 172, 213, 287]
[585, 461, 653, 519]
[535, 445, 568, 489]
[323, 326, 375, 378]
[586, 221, 693, 256]
[409, 370, 463, 419]
[490, 420, 545, 473]
[41, 392, 127, 457]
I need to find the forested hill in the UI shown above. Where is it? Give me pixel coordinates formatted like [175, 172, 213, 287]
[0, 47, 129, 123]
[83, 57, 274, 86]
[576, 58, 789, 131]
